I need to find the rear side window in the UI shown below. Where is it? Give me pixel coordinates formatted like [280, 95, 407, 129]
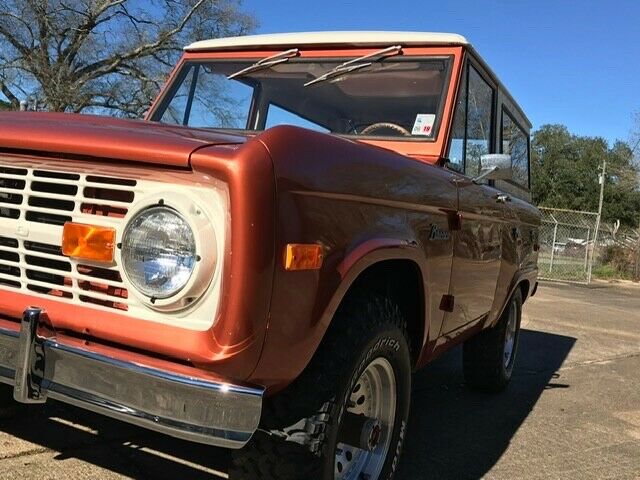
[501, 110, 530, 188]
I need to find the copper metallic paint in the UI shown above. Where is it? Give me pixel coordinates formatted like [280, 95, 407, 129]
[0, 136, 277, 382]
[0, 112, 246, 167]
[441, 177, 507, 334]
[250, 126, 459, 390]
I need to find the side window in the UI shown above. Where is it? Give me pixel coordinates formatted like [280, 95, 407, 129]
[446, 64, 495, 177]
[465, 66, 494, 177]
[159, 65, 196, 125]
[447, 68, 467, 171]
[501, 111, 530, 188]
[159, 64, 254, 129]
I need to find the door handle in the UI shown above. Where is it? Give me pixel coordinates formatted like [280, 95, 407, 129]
[494, 194, 511, 204]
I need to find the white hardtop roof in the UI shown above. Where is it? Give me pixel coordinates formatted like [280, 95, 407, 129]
[185, 31, 469, 51]
[184, 31, 530, 128]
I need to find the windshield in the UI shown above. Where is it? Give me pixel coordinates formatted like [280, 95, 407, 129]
[152, 56, 452, 140]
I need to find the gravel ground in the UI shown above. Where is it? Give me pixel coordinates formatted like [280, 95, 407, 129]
[1, 281, 639, 479]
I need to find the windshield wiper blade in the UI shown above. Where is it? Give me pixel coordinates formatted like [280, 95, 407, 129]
[304, 45, 403, 87]
[228, 48, 299, 79]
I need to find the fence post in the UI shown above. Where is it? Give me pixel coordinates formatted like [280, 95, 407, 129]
[549, 220, 558, 272]
[584, 227, 590, 272]
[588, 160, 606, 285]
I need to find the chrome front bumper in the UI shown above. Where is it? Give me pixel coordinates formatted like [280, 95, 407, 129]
[0, 308, 264, 449]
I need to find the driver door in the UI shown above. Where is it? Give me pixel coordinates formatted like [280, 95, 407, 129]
[441, 61, 504, 334]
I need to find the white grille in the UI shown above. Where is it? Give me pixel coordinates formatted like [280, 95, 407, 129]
[0, 158, 228, 332]
[0, 164, 135, 311]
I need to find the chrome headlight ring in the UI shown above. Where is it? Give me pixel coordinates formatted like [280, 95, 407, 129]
[120, 195, 218, 312]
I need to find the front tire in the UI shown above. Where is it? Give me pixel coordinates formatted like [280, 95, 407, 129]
[230, 294, 412, 480]
[463, 289, 523, 393]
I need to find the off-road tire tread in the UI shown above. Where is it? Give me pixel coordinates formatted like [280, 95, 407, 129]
[463, 289, 522, 393]
[230, 292, 409, 480]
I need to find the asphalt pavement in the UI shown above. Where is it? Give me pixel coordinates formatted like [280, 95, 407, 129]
[1, 281, 639, 479]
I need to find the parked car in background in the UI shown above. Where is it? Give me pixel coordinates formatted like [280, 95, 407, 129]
[0, 32, 539, 479]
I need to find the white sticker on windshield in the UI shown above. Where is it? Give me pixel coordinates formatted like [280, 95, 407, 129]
[412, 114, 436, 136]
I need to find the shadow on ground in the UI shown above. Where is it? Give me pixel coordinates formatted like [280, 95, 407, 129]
[396, 328, 576, 479]
[0, 328, 575, 479]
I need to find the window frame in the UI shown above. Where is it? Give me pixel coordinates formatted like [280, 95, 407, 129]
[445, 55, 497, 178]
[500, 106, 531, 190]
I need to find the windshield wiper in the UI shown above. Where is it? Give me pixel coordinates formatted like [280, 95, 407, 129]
[228, 48, 300, 79]
[304, 45, 403, 87]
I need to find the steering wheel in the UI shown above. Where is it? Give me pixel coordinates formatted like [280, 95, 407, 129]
[360, 122, 411, 136]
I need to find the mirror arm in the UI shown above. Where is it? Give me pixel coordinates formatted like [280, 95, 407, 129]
[472, 166, 498, 184]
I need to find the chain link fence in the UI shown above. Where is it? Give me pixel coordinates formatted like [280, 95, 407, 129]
[538, 207, 599, 284]
[594, 225, 640, 280]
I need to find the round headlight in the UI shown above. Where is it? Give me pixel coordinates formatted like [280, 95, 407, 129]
[122, 206, 197, 299]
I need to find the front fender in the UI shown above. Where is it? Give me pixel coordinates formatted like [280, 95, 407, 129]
[249, 238, 427, 393]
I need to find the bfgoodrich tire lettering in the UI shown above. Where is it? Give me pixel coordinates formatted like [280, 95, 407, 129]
[230, 294, 412, 480]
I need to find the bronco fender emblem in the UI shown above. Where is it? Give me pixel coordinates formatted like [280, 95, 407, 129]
[429, 224, 450, 241]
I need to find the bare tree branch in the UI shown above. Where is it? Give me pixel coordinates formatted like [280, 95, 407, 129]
[0, 80, 20, 108]
[0, 0, 256, 116]
[60, 0, 127, 65]
[75, 0, 207, 82]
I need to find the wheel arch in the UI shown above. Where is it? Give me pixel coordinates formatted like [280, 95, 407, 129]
[319, 240, 429, 367]
[251, 239, 431, 392]
[489, 269, 536, 329]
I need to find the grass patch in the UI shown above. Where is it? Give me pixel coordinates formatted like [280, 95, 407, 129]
[591, 264, 634, 280]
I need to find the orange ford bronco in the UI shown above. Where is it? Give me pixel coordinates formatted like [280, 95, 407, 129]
[0, 32, 539, 479]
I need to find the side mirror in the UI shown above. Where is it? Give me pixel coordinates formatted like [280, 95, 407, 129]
[474, 154, 512, 183]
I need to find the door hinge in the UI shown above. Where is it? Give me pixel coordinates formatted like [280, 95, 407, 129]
[439, 294, 455, 313]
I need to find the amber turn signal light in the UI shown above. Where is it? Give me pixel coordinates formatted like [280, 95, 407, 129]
[62, 222, 116, 263]
[284, 244, 324, 271]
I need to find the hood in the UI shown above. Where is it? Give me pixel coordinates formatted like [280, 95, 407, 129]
[0, 112, 248, 167]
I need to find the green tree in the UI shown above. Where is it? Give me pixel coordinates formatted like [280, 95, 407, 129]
[532, 124, 640, 228]
[0, 0, 255, 116]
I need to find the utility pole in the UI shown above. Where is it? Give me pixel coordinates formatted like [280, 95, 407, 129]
[635, 229, 640, 281]
[587, 159, 606, 284]
[628, 136, 639, 281]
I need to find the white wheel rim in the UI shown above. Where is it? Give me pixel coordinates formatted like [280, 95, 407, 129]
[335, 357, 396, 480]
[503, 302, 518, 368]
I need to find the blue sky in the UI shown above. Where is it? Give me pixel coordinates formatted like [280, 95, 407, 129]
[243, 0, 639, 146]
